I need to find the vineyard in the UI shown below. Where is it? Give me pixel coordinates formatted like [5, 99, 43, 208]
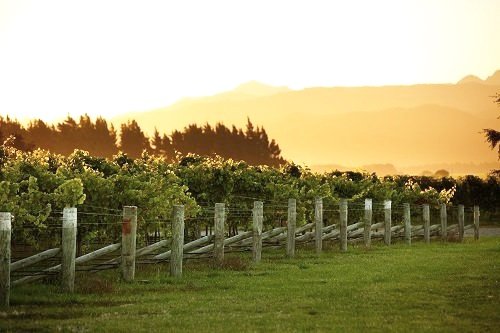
[0, 144, 498, 249]
[0, 143, 499, 310]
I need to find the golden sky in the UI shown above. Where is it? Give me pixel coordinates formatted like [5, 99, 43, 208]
[0, 0, 499, 122]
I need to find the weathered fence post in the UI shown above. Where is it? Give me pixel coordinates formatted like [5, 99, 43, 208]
[315, 198, 323, 254]
[171, 205, 184, 277]
[474, 205, 480, 240]
[384, 200, 392, 246]
[252, 201, 263, 263]
[364, 199, 372, 248]
[423, 204, 430, 244]
[287, 199, 296, 258]
[0, 212, 11, 307]
[404, 203, 411, 245]
[214, 203, 225, 265]
[458, 205, 464, 242]
[340, 199, 348, 252]
[62, 207, 77, 292]
[121, 206, 137, 282]
[440, 204, 447, 242]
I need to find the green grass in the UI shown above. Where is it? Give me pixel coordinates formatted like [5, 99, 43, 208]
[2, 238, 500, 332]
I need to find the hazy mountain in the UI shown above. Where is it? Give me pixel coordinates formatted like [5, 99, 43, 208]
[485, 70, 500, 85]
[112, 71, 500, 170]
[264, 105, 495, 166]
[310, 163, 399, 176]
[457, 75, 483, 85]
[232, 81, 291, 96]
[398, 162, 499, 177]
[457, 70, 500, 85]
[166, 81, 291, 106]
[310, 162, 499, 177]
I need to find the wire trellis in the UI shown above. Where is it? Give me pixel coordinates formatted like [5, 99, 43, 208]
[6, 199, 481, 286]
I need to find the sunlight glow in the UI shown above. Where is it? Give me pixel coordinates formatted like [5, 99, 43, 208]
[0, 0, 499, 122]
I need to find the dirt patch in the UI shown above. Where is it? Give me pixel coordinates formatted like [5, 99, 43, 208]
[76, 276, 116, 294]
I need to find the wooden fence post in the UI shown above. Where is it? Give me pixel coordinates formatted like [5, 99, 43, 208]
[340, 199, 348, 252]
[423, 204, 430, 244]
[171, 205, 184, 277]
[286, 199, 296, 258]
[440, 204, 447, 242]
[458, 205, 464, 242]
[364, 199, 372, 248]
[121, 206, 137, 282]
[62, 207, 77, 292]
[474, 206, 480, 240]
[315, 198, 323, 254]
[384, 200, 392, 246]
[214, 203, 225, 266]
[0, 212, 11, 307]
[403, 203, 411, 245]
[252, 201, 263, 263]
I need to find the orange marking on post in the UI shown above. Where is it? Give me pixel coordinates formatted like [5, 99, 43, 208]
[122, 218, 131, 235]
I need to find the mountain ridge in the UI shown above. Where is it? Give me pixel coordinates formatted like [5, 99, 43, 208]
[111, 70, 500, 168]
[457, 70, 500, 85]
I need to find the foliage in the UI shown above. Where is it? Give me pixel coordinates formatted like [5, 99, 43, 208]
[392, 178, 456, 205]
[0, 146, 197, 248]
[54, 179, 86, 208]
[482, 93, 500, 159]
[1, 145, 498, 247]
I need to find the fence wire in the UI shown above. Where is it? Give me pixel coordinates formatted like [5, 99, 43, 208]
[6, 201, 480, 285]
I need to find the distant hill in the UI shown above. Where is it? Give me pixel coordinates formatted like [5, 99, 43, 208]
[168, 81, 291, 105]
[233, 81, 291, 96]
[310, 162, 499, 177]
[263, 105, 494, 166]
[457, 75, 483, 85]
[457, 70, 500, 85]
[112, 71, 500, 170]
[398, 162, 499, 177]
[485, 70, 500, 85]
[310, 163, 399, 176]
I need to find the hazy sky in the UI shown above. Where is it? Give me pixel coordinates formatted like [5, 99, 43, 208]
[1, 0, 499, 122]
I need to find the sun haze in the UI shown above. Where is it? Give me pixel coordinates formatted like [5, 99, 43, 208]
[0, 0, 499, 122]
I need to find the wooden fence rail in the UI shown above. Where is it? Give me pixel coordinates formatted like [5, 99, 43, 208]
[0, 200, 481, 308]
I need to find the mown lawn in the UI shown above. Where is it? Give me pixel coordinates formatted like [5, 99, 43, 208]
[2, 238, 500, 332]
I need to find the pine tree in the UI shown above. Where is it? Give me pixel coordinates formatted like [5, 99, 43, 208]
[120, 120, 151, 158]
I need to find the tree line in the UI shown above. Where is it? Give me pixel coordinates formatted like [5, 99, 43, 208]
[0, 115, 285, 167]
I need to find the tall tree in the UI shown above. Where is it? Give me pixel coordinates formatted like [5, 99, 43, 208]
[120, 120, 150, 158]
[27, 119, 57, 152]
[0, 116, 33, 151]
[2, 114, 285, 165]
[169, 118, 285, 166]
[151, 128, 163, 155]
[56, 116, 80, 155]
[92, 117, 118, 157]
[29, 115, 118, 157]
[483, 93, 500, 159]
[151, 128, 174, 159]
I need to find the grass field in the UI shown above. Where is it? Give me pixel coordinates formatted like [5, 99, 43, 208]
[2, 238, 500, 332]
